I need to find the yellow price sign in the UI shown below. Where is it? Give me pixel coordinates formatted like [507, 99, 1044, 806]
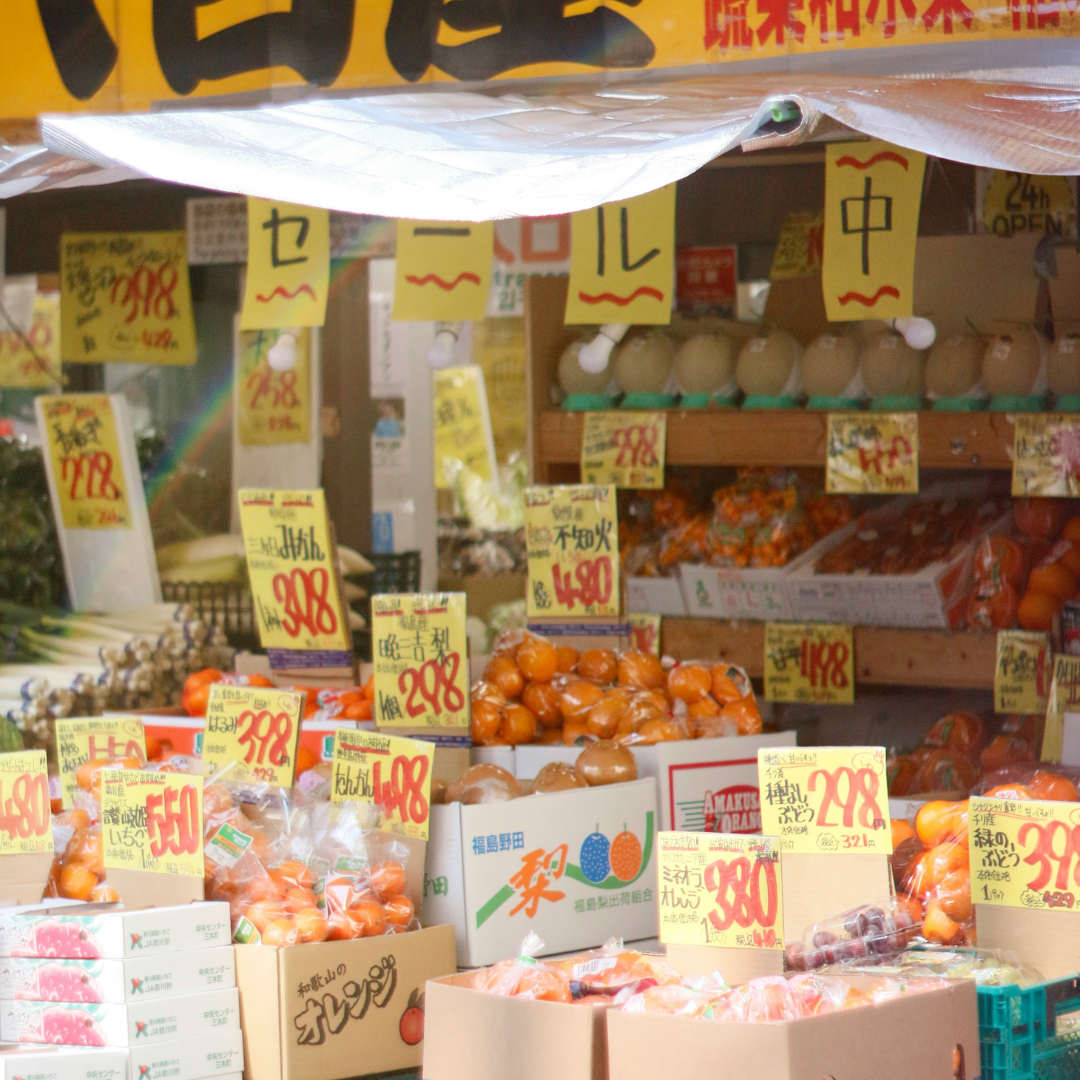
[825, 413, 918, 494]
[581, 411, 666, 489]
[237, 488, 351, 655]
[55, 716, 145, 809]
[204, 685, 305, 787]
[101, 770, 203, 878]
[433, 365, 496, 487]
[525, 485, 620, 618]
[1012, 414, 1080, 497]
[995, 630, 1050, 715]
[763, 623, 854, 705]
[331, 729, 434, 841]
[770, 211, 824, 282]
[372, 593, 469, 729]
[0, 752, 52, 856]
[982, 172, 1076, 240]
[1041, 654, 1080, 762]
[629, 613, 661, 657]
[393, 220, 493, 322]
[822, 142, 926, 323]
[0, 293, 60, 388]
[758, 746, 891, 855]
[40, 395, 132, 530]
[60, 231, 196, 365]
[970, 796, 1080, 911]
[237, 328, 311, 447]
[658, 832, 784, 949]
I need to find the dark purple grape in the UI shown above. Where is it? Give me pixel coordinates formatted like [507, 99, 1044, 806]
[812, 930, 836, 948]
[785, 943, 806, 971]
[846, 939, 869, 960]
[844, 912, 869, 939]
[805, 949, 826, 970]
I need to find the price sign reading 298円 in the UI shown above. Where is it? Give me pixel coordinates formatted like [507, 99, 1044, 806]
[373, 593, 469, 729]
[758, 747, 892, 855]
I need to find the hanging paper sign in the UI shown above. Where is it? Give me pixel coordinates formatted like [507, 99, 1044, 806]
[0, 292, 60, 388]
[758, 746, 892, 855]
[565, 185, 676, 325]
[433, 365, 497, 487]
[658, 832, 784, 949]
[240, 199, 329, 329]
[629, 613, 661, 657]
[60, 231, 196, 365]
[331, 729, 434, 841]
[1012, 414, 1080, 497]
[980, 172, 1077, 241]
[101, 769, 203, 878]
[237, 488, 351, 656]
[1040, 654, 1080, 763]
[970, 796, 1080, 911]
[54, 717, 146, 810]
[770, 211, 825, 281]
[525, 485, 620, 618]
[0, 751, 52, 856]
[237, 328, 311, 446]
[372, 592, 469, 730]
[995, 630, 1050, 715]
[203, 684, 305, 787]
[826, 413, 919, 494]
[763, 623, 854, 705]
[822, 142, 926, 323]
[581, 411, 666, 489]
[488, 217, 571, 318]
[393, 219, 493, 322]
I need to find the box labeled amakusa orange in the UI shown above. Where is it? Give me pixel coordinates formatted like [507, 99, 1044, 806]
[607, 976, 979, 1080]
[235, 924, 456, 1080]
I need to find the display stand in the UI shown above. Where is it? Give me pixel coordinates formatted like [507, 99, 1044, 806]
[780, 853, 891, 941]
[665, 942, 783, 984]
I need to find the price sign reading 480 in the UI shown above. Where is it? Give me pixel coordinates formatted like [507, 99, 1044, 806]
[373, 593, 469, 729]
[203, 685, 304, 787]
[0, 752, 52, 856]
[525, 485, 620, 618]
[758, 747, 892, 855]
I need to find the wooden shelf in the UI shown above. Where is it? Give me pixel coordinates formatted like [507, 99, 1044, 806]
[659, 619, 997, 690]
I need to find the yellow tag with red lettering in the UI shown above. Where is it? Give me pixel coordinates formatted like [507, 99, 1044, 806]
[0, 751, 52, 856]
[237, 328, 311, 446]
[994, 630, 1050, 715]
[581, 411, 666, 489]
[758, 747, 892, 855]
[203, 684, 304, 787]
[1012, 414, 1080, 497]
[763, 623, 854, 705]
[629, 613, 662, 657]
[770, 211, 824, 281]
[970, 796, 1080, 911]
[826, 413, 918, 494]
[101, 769, 203, 878]
[331, 729, 434, 841]
[55, 717, 146, 809]
[0, 293, 60, 388]
[658, 831, 784, 949]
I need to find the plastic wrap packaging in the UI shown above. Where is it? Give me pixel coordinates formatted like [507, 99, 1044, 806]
[471, 933, 571, 1002]
[785, 898, 921, 972]
[817, 945, 1043, 987]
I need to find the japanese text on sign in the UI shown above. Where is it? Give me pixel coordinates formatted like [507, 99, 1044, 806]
[758, 746, 892, 855]
[770, 212, 824, 281]
[204, 685, 304, 788]
[55, 716, 145, 810]
[372, 592, 469, 729]
[826, 413, 919, 494]
[394, 220, 493, 322]
[1012, 414, 1080, 497]
[237, 488, 350, 654]
[0, 752, 52, 856]
[60, 231, 196, 365]
[764, 623, 854, 705]
[0, 292, 60, 389]
[994, 630, 1049, 715]
[969, 796, 1080, 911]
[101, 769, 203, 878]
[629, 613, 661, 657]
[581, 412, 667, 490]
[658, 831, 783, 949]
[41, 395, 132, 531]
[433, 365, 496, 487]
[1043, 654, 1080, 763]
[331, 729, 434, 841]
[237, 329, 311, 447]
[525, 485, 620, 618]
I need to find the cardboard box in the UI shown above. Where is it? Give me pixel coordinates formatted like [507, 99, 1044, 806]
[0, 903, 231, 959]
[625, 577, 687, 618]
[0, 1045, 128, 1080]
[0, 986, 240, 1046]
[780, 853, 892, 945]
[128, 1027, 244, 1080]
[664, 942, 783, 985]
[0, 946, 236, 1003]
[424, 779, 659, 967]
[234, 924, 456, 1080]
[524, 619, 630, 656]
[606, 976, 979, 1080]
[975, 903, 1080, 982]
[679, 564, 793, 622]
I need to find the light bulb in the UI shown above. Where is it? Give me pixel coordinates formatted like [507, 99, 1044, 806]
[428, 322, 463, 369]
[267, 332, 297, 371]
[894, 317, 936, 351]
[578, 323, 630, 374]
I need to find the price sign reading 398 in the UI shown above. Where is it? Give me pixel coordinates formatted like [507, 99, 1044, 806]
[203, 685, 304, 787]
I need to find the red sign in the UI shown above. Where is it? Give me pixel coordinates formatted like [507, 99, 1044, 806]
[676, 246, 737, 311]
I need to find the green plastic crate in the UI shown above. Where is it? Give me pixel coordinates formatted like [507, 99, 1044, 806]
[978, 976, 1080, 1080]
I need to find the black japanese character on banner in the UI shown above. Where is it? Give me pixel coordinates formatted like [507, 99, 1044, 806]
[152, 0, 355, 96]
[36, 0, 119, 100]
[385, 0, 655, 84]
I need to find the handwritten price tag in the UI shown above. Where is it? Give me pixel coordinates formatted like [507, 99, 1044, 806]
[237, 329, 311, 447]
[0, 752, 52, 856]
[433, 365, 496, 488]
[758, 747, 892, 855]
[40, 395, 132, 530]
[238, 488, 351, 654]
[101, 770, 203, 878]
[763, 623, 854, 705]
[1043, 655, 1080, 762]
[770, 210, 824, 281]
[581, 412, 666, 489]
[995, 630, 1049, 715]
[331, 729, 434, 841]
[826, 413, 918, 494]
[55, 717, 145, 809]
[1013, 414, 1080, 497]
[658, 832, 783, 949]
[970, 796, 1080, 911]
[0, 293, 61, 389]
[203, 685, 304, 787]
[525, 485, 620, 618]
[629, 613, 662, 657]
[372, 593, 469, 729]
